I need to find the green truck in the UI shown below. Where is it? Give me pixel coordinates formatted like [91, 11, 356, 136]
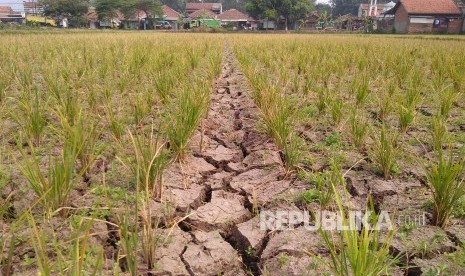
[189, 18, 220, 28]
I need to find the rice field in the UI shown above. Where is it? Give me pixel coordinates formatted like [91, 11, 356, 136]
[1, 32, 465, 275]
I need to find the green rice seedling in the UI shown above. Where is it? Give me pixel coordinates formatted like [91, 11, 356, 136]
[68, 218, 104, 275]
[0, 229, 14, 276]
[28, 214, 53, 275]
[140, 198, 161, 270]
[371, 126, 398, 179]
[377, 83, 395, 122]
[18, 140, 81, 216]
[128, 126, 169, 198]
[439, 86, 458, 118]
[398, 103, 415, 133]
[331, 98, 344, 126]
[15, 90, 47, 146]
[425, 149, 465, 228]
[312, 184, 398, 276]
[133, 94, 149, 126]
[348, 110, 369, 151]
[188, 49, 200, 69]
[154, 72, 174, 105]
[57, 111, 102, 181]
[283, 135, 304, 173]
[105, 103, 125, 141]
[352, 75, 369, 106]
[166, 86, 208, 160]
[316, 87, 330, 114]
[116, 208, 138, 276]
[431, 115, 448, 152]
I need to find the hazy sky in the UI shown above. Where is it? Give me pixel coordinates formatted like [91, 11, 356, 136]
[1, 0, 332, 12]
[0, 0, 24, 11]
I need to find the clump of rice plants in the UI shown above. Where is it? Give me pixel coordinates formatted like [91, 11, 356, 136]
[127, 126, 169, 198]
[309, 183, 398, 276]
[166, 85, 209, 160]
[18, 139, 82, 216]
[15, 90, 47, 146]
[370, 126, 399, 179]
[431, 115, 448, 152]
[347, 109, 369, 151]
[425, 148, 465, 228]
[398, 103, 415, 133]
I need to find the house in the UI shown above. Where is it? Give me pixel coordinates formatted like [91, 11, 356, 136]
[188, 8, 217, 19]
[358, 4, 387, 17]
[0, 6, 25, 24]
[23, 1, 43, 16]
[384, 0, 463, 33]
[185, 2, 222, 15]
[301, 11, 321, 30]
[162, 5, 180, 29]
[218, 9, 255, 29]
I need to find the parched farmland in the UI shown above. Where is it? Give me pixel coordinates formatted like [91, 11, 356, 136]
[1, 32, 465, 275]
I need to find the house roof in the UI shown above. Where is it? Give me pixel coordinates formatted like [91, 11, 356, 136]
[186, 2, 221, 12]
[0, 6, 13, 14]
[163, 5, 180, 20]
[386, 0, 462, 15]
[218, 9, 248, 21]
[359, 4, 386, 10]
[188, 8, 217, 19]
[23, 2, 42, 9]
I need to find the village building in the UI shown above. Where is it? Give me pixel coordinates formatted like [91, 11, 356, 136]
[162, 5, 181, 29]
[218, 9, 255, 29]
[23, 1, 43, 16]
[358, 3, 386, 17]
[384, 0, 463, 33]
[0, 6, 25, 24]
[185, 2, 222, 15]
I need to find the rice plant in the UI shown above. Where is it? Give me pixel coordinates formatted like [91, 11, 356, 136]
[15, 90, 47, 146]
[439, 86, 458, 118]
[431, 115, 448, 152]
[128, 126, 169, 198]
[425, 149, 465, 228]
[18, 139, 82, 216]
[398, 103, 415, 133]
[348, 110, 369, 151]
[313, 183, 398, 276]
[166, 85, 209, 160]
[371, 126, 398, 179]
[331, 98, 344, 126]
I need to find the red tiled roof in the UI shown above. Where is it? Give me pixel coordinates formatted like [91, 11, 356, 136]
[0, 6, 13, 14]
[399, 0, 461, 15]
[24, 2, 42, 9]
[218, 9, 248, 21]
[186, 2, 221, 13]
[163, 5, 180, 20]
[188, 8, 217, 19]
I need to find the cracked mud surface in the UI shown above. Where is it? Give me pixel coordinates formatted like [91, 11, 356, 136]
[146, 47, 328, 275]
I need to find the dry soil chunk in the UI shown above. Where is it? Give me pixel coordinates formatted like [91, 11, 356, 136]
[230, 168, 280, 193]
[182, 230, 245, 276]
[189, 190, 251, 234]
[261, 227, 326, 260]
[242, 149, 283, 168]
[163, 184, 206, 212]
[261, 254, 331, 276]
[232, 216, 268, 252]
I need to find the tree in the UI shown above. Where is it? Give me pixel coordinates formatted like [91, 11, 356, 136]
[94, 0, 162, 20]
[330, 0, 364, 17]
[245, 0, 313, 30]
[315, 3, 331, 15]
[40, 0, 89, 19]
[40, 0, 89, 26]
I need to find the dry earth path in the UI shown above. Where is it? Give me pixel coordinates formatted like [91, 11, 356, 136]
[148, 46, 329, 275]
